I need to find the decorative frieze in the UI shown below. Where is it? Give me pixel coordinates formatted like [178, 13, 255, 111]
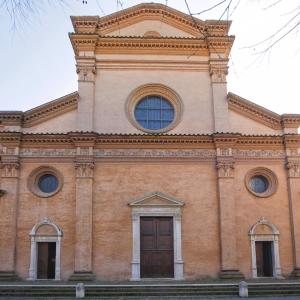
[94, 149, 216, 158]
[216, 160, 235, 178]
[286, 161, 300, 178]
[234, 149, 285, 159]
[20, 148, 76, 157]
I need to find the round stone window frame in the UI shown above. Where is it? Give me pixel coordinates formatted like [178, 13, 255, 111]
[245, 167, 278, 198]
[28, 166, 63, 198]
[126, 83, 183, 134]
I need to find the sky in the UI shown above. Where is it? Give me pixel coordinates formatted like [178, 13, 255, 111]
[0, 0, 300, 115]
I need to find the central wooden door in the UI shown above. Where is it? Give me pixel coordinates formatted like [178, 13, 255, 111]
[37, 242, 56, 279]
[140, 217, 174, 278]
[256, 241, 273, 277]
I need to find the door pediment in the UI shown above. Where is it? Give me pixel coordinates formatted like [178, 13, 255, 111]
[128, 191, 185, 207]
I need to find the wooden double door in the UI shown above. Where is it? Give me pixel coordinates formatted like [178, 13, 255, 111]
[37, 242, 56, 279]
[140, 217, 174, 278]
[256, 241, 273, 277]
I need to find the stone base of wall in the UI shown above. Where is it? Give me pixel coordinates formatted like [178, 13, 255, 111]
[219, 269, 244, 280]
[291, 268, 300, 278]
[0, 271, 19, 281]
[69, 272, 95, 282]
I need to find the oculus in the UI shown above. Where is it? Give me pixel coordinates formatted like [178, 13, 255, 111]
[126, 83, 183, 133]
[134, 95, 175, 131]
[245, 168, 278, 198]
[28, 167, 63, 198]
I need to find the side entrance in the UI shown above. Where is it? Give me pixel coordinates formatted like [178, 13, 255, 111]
[140, 217, 174, 278]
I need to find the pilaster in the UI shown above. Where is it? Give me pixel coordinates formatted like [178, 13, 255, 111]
[284, 136, 300, 277]
[0, 146, 20, 281]
[209, 59, 230, 133]
[69, 136, 96, 281]
[76, 59, 96, 132]
[214, 135, 244, 279]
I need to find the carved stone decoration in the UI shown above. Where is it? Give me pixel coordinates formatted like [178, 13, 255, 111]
[216, 160, 235, 178]
[286, 161, 300, 178]
[75, 161, 95, 178]
[76, 65, 96, 82]
[209, 64, 228, 83]
[0, 162, 20, 178]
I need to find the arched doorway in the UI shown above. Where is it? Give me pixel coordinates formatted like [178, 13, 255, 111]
[249, 218, 282, 278]
[28, 219, 62, 280]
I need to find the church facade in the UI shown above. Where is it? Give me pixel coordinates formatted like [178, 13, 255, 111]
[1, 3, 300, 282]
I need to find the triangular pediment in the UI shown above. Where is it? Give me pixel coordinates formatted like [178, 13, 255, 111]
[129, 191, 185, 207]
[71, 3, 231, 38]
[97, 3, 205, 37]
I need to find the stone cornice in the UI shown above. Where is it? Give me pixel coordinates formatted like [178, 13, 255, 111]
[0, 92, 78, 128]
[71, 3, 231, 37]
[0, 131, 297, 149]
[281, 114, 300, 129]
[70, 3, 234, 57]
[0, 111, 23, 126]
[69, 34, 234, 57]
[228, 92, 282, 130]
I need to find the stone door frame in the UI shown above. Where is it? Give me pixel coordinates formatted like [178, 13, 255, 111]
[249, 218, 282, 278]
[129, 192, 184, 281]
[28, 219, 62, 281]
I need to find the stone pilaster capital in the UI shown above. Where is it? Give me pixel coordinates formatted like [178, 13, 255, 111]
[216, 159, 235, 178]
[76, 64, 96, 82]
[209, 59, 228, 83]
[286, 160, 300, 178]
[74, 160, 95, 178]
[0, 160, 20, 178]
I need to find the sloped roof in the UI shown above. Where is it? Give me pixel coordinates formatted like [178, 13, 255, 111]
[228, 92, 300, 129]
[0, 92, 78, 127]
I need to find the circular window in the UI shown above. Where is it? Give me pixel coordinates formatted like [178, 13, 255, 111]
[134, 95, 175, 130]
[126, 84, 183, 133]
[245, 168, 277, 198]
[28, 167, 63, 198]
[250, 175, 269, 194]
[38, 174, 59, 194]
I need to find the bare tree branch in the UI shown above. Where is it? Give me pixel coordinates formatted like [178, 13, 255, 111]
[191, 0, 227, 16]
[243, 9, 300, 49]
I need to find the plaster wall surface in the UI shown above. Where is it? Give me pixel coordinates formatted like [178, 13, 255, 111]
[22, 110, 77, 134]
[107, 20, 195, 37]
[229, 110, 281, 135]
[93, 69, 214, 134]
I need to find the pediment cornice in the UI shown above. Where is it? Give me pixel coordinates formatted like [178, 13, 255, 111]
[128, 191, 185, 207]
[71, 3, 231, 37]
[0, 92, 78, 128]
[228, 93, 300, 130]
[70, 3, 233, 57]
[228, 93, 282, 130]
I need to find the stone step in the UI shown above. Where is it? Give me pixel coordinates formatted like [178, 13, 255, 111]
[1, 282, 300, 297]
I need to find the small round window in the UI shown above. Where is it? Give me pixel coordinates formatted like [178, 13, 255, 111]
[245, 168, 278, 198]
[250, 175, 269, 194]
[38, 174, 59, 194]
[28, 167, 63, 198]
[134, 95, 175, 131]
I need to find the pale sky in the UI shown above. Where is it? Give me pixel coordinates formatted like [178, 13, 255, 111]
[1, 0, 300, 115]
